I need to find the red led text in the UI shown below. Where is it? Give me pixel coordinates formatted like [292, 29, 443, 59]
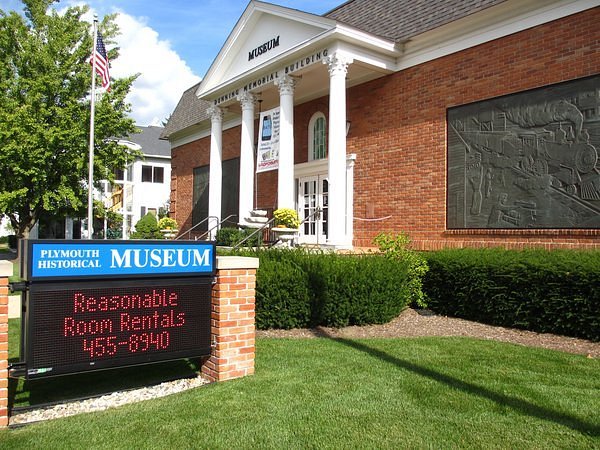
[73, 289, 178, 313]
[120, 310, 185, 331]
[64, 317, 113, 336]
[82, 332, 170, 358]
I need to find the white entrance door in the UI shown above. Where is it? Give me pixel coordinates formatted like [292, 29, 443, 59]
[298, 175, 328, 244]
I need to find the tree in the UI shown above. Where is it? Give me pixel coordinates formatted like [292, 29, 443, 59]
[94, 199, 123, 239]
[0, 0, 139, 238]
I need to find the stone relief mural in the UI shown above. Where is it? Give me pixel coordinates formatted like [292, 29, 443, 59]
[448, 75, 600, 229]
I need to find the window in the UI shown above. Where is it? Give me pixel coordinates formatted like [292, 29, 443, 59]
[140, 207, 157, 218]
[192, 165, 209, 230]
[142, 166, 152, 182]
[142, 165, 164, 183]
[308, 112, 327, 161]
[114, 164, 132, 182]
[153, 167, 164, 183]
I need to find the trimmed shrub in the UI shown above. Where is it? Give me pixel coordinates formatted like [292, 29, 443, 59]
[309, 252, 412, 327]
[423, 248, 600, 341]
[255, 253, 312, 329]
[235, 249, 413, 329]
[130, 213, 163, 239]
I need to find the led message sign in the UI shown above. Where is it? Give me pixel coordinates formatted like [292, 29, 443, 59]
[20, 240, 216, 379]
[24, 278, 212, 378]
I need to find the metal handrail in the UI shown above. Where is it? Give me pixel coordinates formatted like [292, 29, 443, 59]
[196, 214, 237, 241]
[299, 207, 322, 227]
[175, 216, 217, 240]
[232, 217, 275, 250]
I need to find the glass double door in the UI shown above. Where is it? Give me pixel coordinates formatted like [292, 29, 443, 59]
[298, 175, 328, 244]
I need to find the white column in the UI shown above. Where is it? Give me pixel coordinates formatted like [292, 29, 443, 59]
[345, 154, 357, 248]
[274, 74, 296, 209]
[237, 92, 256, 225]
[324, 52, 352, 247]
[207, 105, 225, 239]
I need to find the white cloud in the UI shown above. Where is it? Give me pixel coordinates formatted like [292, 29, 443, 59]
[110, 12, 201, 126]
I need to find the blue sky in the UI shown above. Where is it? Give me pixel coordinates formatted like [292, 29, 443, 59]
[1, 0, 343, 125]
[89, 0, 342, 77]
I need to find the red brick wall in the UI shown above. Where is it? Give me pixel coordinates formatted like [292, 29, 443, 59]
[348, 8, 600, 249]
[171, 126, 242, 232]
[0, 266, 10, 427]
[294, 98, 330, 164]
[255, 170, 278, 212]
[201, 260, 256, 382]
[171, 8, 600, 250]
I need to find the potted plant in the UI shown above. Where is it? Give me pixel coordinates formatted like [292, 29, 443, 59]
[158, 217, 179, 239]
[273, 208, 300, 229]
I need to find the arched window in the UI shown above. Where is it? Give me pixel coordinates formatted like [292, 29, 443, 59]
[308, 112, 327, 161]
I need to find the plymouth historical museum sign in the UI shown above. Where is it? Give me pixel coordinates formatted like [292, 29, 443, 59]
[17, 240, 215, 378]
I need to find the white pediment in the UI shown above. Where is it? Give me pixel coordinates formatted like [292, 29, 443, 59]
[197, 1, 335, 97]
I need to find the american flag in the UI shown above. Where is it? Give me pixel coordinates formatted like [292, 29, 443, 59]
[91, 31, 110, 90]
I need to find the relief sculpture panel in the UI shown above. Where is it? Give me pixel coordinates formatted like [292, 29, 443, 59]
[447, 75, 600, 229]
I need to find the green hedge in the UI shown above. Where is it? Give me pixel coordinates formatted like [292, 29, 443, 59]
[236, 249, 413, 329]
[216, 227, 260, 247]
[254, 251, 312, 329]
[423, 248, 600, 341]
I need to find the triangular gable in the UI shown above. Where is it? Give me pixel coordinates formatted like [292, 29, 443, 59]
[197, 0, 335, 97]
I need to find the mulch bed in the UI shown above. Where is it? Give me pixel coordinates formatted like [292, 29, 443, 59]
[256, 308, 599, 358]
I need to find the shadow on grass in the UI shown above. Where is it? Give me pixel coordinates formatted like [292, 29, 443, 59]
[319, 330, 599, 437]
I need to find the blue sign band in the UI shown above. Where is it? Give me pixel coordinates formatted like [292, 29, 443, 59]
[29, 241, 215, 280]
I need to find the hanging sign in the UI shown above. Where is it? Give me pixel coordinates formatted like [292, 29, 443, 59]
[256, 107, 280, 173]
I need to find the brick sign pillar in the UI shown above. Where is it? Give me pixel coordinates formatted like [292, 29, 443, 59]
[202, 256, 259, 382]
[0, 261, 11, 428]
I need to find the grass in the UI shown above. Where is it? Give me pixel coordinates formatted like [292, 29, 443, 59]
[10, 258, 19, 281]
[1, 327, 599, 449]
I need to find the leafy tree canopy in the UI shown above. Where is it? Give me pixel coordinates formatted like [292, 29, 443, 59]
[0, 0, 139, 237]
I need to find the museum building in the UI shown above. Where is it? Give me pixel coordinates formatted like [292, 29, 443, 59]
[161, 0, 600, 250]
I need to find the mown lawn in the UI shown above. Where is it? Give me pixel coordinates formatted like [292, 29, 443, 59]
[1, 334, 598, 449]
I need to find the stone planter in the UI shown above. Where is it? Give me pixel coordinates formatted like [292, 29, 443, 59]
[272, 227, 298, 247]
[161, 229, 179, 239]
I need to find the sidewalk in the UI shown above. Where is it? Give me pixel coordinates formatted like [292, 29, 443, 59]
[9, 294, 20, 318]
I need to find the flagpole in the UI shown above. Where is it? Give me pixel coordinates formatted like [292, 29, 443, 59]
[87, 17, 98, 239]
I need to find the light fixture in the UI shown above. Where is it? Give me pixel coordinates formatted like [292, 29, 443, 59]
[346, 120, 351, 136]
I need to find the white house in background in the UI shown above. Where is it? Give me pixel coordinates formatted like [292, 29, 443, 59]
[0, 217, 11, 237]
[110, 125, 172, 239]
